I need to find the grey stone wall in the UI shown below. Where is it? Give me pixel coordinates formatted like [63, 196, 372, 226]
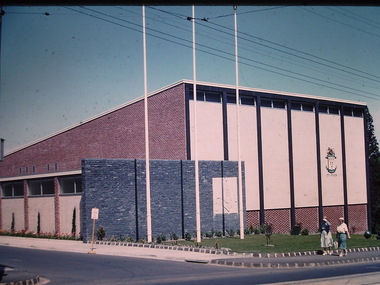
[81, 159, 245, 242]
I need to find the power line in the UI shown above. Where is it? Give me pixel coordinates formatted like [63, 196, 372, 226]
[332, 7, 380, 30]
[53, 6, 380, 101]
[337, 7, 380, 28]
[302, 7, 380, 40]
[143, 6, 380, 91]
[204, 20, 380, 83]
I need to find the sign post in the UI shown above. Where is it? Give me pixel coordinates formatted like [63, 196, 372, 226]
[88, 208, 99, 254]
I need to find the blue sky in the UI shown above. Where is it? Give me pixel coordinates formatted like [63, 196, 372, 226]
[1, 6, 379, 154]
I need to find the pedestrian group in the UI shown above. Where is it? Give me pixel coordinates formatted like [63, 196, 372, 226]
[320, 216, 351, 257]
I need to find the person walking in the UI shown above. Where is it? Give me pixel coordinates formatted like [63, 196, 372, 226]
[336, 217, 351, 257]
[320, 216, 333, 255]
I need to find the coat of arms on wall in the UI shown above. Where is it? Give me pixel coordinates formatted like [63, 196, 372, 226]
[325, 147, 337, 174]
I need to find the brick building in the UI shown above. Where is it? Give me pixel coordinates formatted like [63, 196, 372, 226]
[0, 80, 370, 237]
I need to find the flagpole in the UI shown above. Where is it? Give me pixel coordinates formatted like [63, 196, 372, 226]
[234, 6, 244, 239]
[192, 5, 201, 243]
[142, 5, 152, 243]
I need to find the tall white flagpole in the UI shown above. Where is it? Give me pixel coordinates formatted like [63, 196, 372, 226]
[234, 6, 245, 239]
[192, 5, 201, 243]
[142, 5, 152, 243]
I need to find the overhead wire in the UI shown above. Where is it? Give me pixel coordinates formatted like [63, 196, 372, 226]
[331, 6, 380, 30]
[39, 6, 380, 101]
[144, 6, 380, 99]
[135, 6, 377, 90]
[302, 7, 380, 40]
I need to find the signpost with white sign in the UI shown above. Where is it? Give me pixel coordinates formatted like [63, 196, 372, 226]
[88, 208, 99, 254]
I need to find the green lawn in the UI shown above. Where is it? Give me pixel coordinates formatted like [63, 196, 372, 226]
[167, 234, 380, 254]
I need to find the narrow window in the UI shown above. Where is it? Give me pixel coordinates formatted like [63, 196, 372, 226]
[302, 103, 314, 112]
[344, 107, 353, 116]
[227, 95, 236, 104]
[319, 105, 328, 113]
[291, 102, 302, 111]
[353, 109, 363, 117]
[329, 106, 340, 115]
[205, 92, 221, 103]
[240, 96, 255, 106]
[273, 100, 286, 109]
[261, 98, 272, 108]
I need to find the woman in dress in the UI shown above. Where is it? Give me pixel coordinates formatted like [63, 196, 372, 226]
[320, 216, 333, 255]
[336, 217, 351, 257]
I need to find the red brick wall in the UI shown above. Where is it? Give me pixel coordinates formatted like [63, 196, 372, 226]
[265, 209, 291, 234]
[0, 84, 187, 178]
[149, 84, 187, 159]
[348, 204, 367, 233]
[295, 207, 319, 233]
[246, 210, 260, 229]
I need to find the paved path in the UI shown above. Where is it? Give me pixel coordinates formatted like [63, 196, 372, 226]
[0, 236, 379, 284]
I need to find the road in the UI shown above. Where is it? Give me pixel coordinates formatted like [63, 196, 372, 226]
[1, 246, 380, 284]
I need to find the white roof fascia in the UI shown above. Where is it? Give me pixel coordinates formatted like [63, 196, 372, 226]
[0, 169, 82, 182]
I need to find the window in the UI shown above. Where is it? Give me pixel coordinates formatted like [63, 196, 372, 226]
[227, 95, 236, 104]
[319, 104, 339, 115]
[319, 105, 328, 113]
[273, 100, 286, 109]
[226, 95, 255, 106]
[205, 92, 221, 103]
[1, 182, 24, 197]
[329, 106, 340, 115]
[240, 96, 255, 106]
[261, 98, 272, 108]
[29, 179, 55, 196]
[302, 103, 314, 112]
[353, 109, 363, 117]
[344, 107, 353, 116]
[291, 102, 302, 111]
[60, 177, 82, 194]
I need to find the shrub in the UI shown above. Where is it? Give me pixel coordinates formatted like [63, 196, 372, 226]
[71, 208, 76, 236]
[11, 213, 15, 232]
[226, 229, 235, 237]
[97, 226, 106, 240]
[37, 212, 41, 234]
[184, 232, 192, 241]
[291, 223, 302, 235]
[301, 228, 309, 236]
[170, 232, 179, 241]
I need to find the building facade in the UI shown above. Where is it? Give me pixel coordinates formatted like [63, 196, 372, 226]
[0, 80, 369, 236]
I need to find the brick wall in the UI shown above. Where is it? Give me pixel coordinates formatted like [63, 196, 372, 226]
[295, 207, 319, 233]
[0, 84, 187, 178]
[81, 159, 243, 242]
[265, 209, 291, 234]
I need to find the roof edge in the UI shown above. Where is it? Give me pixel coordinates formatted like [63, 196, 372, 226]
[4, 79, 366, 156]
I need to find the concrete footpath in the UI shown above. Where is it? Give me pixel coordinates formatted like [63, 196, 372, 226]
[0, 236, 380, 284]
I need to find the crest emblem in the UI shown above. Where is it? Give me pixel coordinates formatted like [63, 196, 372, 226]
[325, 147, 337, 174]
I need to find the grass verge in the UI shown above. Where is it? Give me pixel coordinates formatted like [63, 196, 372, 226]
[167, 234, 379, 254]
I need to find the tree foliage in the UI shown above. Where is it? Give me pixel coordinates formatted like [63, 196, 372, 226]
[366, 108, 380, 233]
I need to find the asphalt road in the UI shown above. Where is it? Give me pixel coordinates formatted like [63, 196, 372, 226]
[1, 245, 380, 284]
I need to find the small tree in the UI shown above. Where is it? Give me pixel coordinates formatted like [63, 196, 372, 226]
[11, 213, 15, 232]
[71, 207, 76, 236]
[366, 108, 380, 233]
[265, 223, 273, 246]
[37, 212, 41, 234]
[97, 226, 105, 240]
